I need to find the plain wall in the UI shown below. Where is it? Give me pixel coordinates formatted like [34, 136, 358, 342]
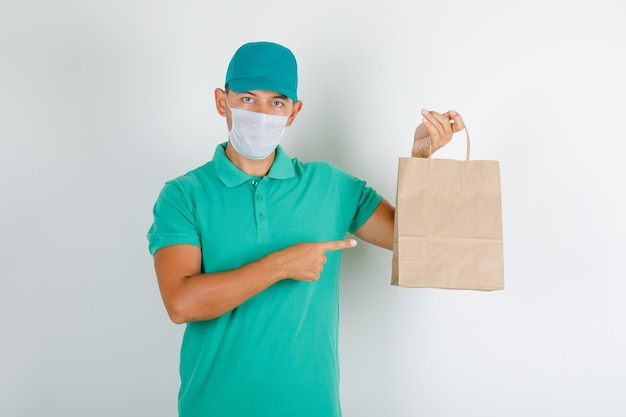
[1, 0, 625, 416]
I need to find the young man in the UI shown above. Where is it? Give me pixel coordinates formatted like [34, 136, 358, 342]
[148, 41, 464, 416]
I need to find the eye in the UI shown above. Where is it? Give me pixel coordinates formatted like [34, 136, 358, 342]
[272, 100, 284, 108]
[242, 97, 253, 103]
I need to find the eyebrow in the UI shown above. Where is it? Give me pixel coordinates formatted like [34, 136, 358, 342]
[238, 91, 289, 100]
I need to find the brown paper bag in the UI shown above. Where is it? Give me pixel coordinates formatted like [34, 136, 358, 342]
[391, 128, 504, 290]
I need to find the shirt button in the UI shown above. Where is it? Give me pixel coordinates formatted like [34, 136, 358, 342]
[251, 180, 258, 187]
[257, 194, 263, 200]
[259, 213, 266, 219]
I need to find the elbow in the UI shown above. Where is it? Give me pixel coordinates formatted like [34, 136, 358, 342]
[164, 298, 220, 324]
[165, 306, 187, 325]
[168, 310, 188, 325]
[164, 299, 193, 324]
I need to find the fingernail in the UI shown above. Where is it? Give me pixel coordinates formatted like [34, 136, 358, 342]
[349, 239, 357, 247]
[421, 108, 429, 116]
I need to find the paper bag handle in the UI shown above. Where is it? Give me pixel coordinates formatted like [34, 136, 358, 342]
[428, 126, 471, 161]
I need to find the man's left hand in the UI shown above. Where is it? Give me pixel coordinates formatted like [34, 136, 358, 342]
[412, 109, 465, 158]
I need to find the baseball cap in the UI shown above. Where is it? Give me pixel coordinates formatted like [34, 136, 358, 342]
[225, 42, 298, 102]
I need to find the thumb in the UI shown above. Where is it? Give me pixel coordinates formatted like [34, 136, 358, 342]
[321, 239, 358, 253]
[444, 110, 465, 132]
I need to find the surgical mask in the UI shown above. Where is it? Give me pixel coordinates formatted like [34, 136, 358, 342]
[225, 98, 289, 160]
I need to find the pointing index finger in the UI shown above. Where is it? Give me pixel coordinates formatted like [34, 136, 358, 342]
[322, 239, 358, 252]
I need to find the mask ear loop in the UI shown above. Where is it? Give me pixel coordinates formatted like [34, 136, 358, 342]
[224, 93, 231, 111]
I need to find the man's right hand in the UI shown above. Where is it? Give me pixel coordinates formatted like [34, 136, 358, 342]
[267, 239, 358, 282]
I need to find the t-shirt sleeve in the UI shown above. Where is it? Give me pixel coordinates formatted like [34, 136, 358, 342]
[330, 164, 383, 234]
[147, 179, 201, 255]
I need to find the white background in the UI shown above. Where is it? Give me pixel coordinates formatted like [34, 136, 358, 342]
[1, 1, 625, 416]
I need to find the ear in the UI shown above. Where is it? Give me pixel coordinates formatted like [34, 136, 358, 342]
[286, 100, 303, 127]
[215, 88, 227, 116]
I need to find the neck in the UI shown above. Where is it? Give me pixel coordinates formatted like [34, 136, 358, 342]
[225, 142, 275, 177]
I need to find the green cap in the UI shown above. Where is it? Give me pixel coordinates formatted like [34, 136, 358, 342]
[225, 42, 298, 102]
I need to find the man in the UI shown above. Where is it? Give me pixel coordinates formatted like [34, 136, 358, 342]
[148, 41, 465, 416]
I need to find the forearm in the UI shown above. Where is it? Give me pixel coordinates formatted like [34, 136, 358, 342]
[156, 249, 285, 324]
[155, 240, 346, 323]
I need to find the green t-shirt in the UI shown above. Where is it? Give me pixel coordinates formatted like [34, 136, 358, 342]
[148, 143, 382, 417]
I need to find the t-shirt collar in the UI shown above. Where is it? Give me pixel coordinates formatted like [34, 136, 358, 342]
[214, 143, 295, 187]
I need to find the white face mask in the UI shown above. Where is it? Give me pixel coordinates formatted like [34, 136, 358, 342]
[225, 98, 289, 160]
